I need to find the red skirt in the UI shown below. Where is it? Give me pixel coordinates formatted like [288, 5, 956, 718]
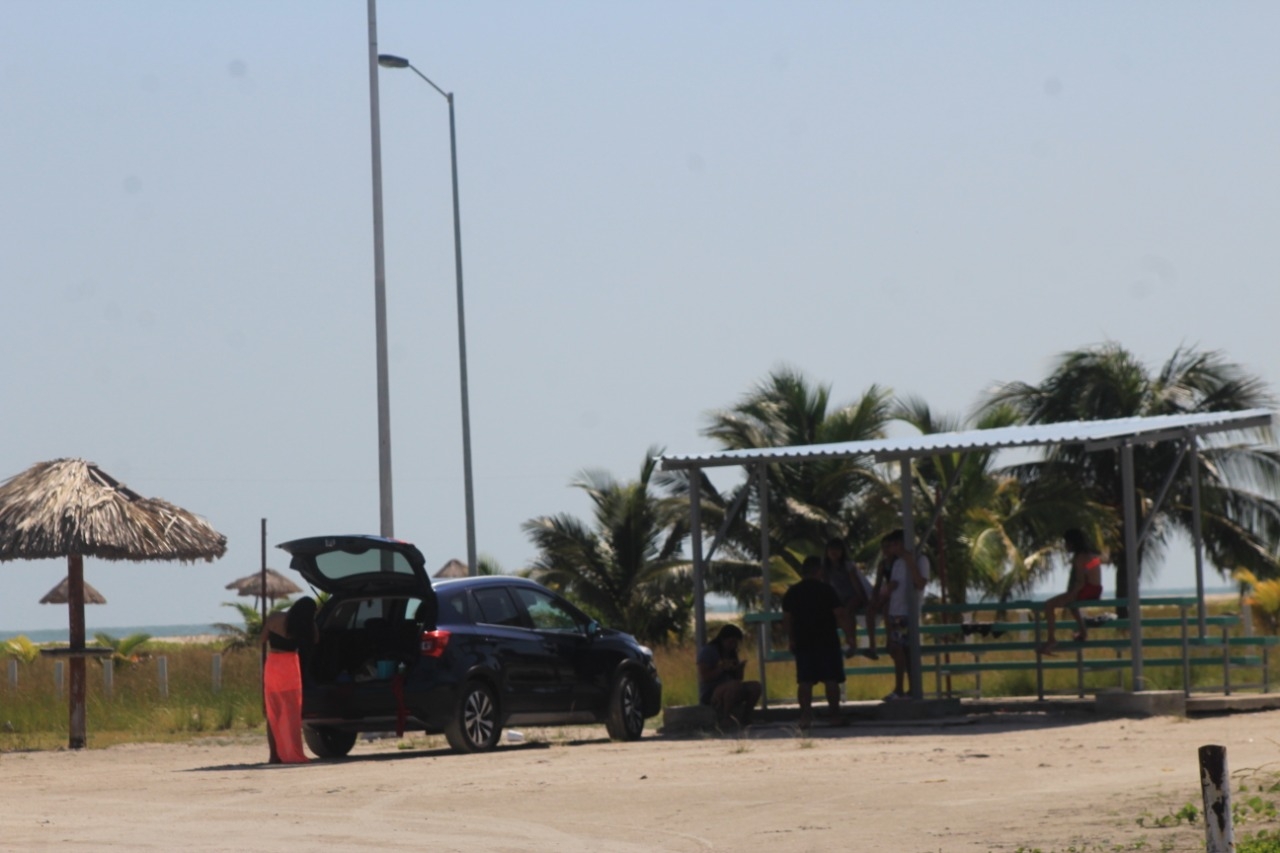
[264, 651, 308, 764]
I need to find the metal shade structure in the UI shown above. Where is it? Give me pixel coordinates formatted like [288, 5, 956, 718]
[40, 576, 106, 605]
[0, 458, 227, 748]
[659, 408, 1274, 701]
[225, 567, 301, 604]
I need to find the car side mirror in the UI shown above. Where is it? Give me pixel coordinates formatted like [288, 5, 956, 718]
[585, 619, 601, 637]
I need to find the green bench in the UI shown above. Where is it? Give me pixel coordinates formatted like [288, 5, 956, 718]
[743, 597, 1277, 702]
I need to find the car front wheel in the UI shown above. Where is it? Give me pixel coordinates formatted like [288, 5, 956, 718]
[444, 680, 501, 753]
[604, 671, 645, 741]
[303, 726, 357, 758]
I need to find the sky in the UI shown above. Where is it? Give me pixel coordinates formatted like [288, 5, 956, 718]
[3, 1, 1278, 634]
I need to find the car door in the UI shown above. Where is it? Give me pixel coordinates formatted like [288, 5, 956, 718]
[509, 585, 608, 714]
[470, 585, 561, 714]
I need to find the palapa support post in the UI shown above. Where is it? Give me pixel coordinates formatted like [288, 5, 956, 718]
[68, 552, 87, 749]
[1199, 744, 1234, 852]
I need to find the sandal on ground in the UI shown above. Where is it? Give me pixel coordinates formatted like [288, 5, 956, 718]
[1038, 642, 1058, 656]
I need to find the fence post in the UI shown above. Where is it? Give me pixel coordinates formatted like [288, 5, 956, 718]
[54, 660, 64, 695]
[1199, 744, 1234, 852]
[158, 656, 169, 699]
[7, 659, 16, 689]
[211, 653, 222, 693]
[103, 658, 114, 700]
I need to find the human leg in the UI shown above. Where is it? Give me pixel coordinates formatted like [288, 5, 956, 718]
[263, 652, 308, 764]
[836, 604, 861, 658]
[886, 617, 908, 698]
[863, 606, 879, 659]
[1040, 592, 1070, 654]
[797, 682, 814, 727]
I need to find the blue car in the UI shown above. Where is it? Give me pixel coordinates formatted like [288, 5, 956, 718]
[278, 535, 662, 756]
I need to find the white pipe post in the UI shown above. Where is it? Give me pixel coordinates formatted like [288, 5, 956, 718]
[158, 656, 169, 700]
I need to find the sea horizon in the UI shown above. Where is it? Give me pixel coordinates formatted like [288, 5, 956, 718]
[2, 584, 1240, 645]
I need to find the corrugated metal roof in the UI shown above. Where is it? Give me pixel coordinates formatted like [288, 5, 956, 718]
[658, 408, 1274, 470]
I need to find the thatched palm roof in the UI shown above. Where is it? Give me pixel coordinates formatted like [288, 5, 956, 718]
[435, 558, 468, 579]
[41, 576, 107, 605]
[0, 458, 227, 562]
[225, 567, 301, 600]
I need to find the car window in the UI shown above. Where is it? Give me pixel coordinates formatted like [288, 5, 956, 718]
[436, 590, 473, 625]
[511, 587, 585, 633]
[473, 587, 524, 628]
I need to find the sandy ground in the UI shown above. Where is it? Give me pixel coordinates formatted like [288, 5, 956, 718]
[3, 708, 1279, 853]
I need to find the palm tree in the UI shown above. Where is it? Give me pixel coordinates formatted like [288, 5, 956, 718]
[92, 632, 152, 666]
[982, 343, 1280, 610]
[214, 599, 290, 653]
[692, 367, 896, 594]
[523, 448, 691, 645]
[892, 397, 1109, 606]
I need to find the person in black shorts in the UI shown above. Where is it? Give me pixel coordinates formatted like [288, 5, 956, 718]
[782, 555, 845, 728]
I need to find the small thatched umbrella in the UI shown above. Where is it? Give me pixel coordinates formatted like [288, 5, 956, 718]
[0, 458, 226, 749]
[40, 576, 107, 605]
[225, 567, 300, 605]
[434, 558, 468, 579]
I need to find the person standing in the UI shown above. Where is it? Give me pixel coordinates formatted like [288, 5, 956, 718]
[820, 537, 878, 659]
[1039, 529, 1105, 655]
[261, 596, 317, 764]
[876, 530, 930, 701]
[696, 623, 763, 726]
[782, 555, 846, 728]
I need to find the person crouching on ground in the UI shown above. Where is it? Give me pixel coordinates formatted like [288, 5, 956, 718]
[697, 623, 763, 726]
[783, 555, 846, 728]
[1039, 528, 1105, 655]
[876, 530, 930, 701]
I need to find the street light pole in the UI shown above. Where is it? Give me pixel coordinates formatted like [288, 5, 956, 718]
[366, 1, 395, 538]
[378, 53, 478, 576]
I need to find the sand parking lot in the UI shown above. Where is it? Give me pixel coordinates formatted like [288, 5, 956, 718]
[3, 709, 1279, 852]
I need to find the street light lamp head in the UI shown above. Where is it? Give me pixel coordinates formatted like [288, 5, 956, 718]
[378, 54, 410, 69]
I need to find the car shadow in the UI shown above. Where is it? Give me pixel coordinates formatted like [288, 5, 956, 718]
[183, 739, 560, 772]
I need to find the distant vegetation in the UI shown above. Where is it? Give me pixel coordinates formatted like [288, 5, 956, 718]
[523, 343, 1280, 642]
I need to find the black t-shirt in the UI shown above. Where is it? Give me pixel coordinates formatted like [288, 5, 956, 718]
[782, 577, 840, 653]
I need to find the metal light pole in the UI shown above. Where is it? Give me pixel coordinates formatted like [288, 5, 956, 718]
[366, 0, 395, 537]
[378, 53, 478, 576]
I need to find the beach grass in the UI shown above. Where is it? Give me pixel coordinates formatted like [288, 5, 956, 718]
[3, 600, 1276, 751]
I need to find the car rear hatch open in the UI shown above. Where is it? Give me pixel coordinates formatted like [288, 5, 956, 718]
[277, 534, 434, 600]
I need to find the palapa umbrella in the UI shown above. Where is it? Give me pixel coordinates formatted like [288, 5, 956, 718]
[0, 458, 226, 748]
[40, 576, 107, 605]
[225, 567, 301, 605]
[434, 558, 468, 579]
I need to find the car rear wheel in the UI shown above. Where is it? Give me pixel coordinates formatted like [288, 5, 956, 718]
[303, 726, 357, 758]
[444, 681, 501, 753]
[604, 671, 645, 741]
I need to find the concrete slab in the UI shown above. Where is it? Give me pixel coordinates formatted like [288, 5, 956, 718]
[1095, 689, 1186, 717]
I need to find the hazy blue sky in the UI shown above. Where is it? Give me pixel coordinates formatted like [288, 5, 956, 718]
[3, 1, 1278, 633]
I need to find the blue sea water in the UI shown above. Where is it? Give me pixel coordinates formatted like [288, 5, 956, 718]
[0, 624, 221, 644]
[2, 586, 1238, 644]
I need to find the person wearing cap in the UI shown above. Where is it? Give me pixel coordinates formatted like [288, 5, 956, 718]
[697, 623, 763, 726]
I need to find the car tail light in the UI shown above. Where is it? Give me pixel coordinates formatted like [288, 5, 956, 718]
[420, 629, 451, 658]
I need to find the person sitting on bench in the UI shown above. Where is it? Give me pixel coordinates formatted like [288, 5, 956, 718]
[1040, 528, 1105, 655]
